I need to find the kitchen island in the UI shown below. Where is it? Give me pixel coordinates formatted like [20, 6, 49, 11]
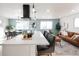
[0, 31, 49, 56]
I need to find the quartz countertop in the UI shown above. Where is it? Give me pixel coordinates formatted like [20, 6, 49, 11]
[0, 31, 49, 45]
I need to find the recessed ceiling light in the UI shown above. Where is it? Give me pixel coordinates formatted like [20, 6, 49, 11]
[72, 10, 76, 12]
[46, 9, 50, 13]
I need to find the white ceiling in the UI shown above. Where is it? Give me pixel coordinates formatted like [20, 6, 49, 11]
[0, 3, 79, 18]
[34, 3, 79, 18]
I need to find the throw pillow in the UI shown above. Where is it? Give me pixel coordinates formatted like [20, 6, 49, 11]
[60, 31, 68, 36]
[72, 35, 79, 40]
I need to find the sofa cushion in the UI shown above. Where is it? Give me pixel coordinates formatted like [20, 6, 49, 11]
[75, 37, 79, 42]
[67, 32, 74, 37]
[71, 34, 79, 40]
[73, 35, 79, 42]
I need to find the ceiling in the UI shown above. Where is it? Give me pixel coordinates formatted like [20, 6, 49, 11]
[34, 3, 79, 18]
[0, 3, 79, 19]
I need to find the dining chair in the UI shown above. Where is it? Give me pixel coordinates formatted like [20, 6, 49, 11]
[37, 33, 55, 56]
[43, 31, 48, 37]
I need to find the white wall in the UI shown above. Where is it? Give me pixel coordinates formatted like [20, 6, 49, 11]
[0, 17, 8, 29]
[0, 16, 8, 40]
[60, 13, 79, 32]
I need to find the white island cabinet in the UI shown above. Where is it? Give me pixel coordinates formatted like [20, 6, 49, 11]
[0, 31, 49, 56]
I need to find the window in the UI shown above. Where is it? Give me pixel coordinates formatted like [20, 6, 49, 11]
[40, 21, 52, 29]
[16, 20, 29, 30]
[74, 18, 79, 28]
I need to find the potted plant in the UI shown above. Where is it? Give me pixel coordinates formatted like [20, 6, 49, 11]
[56, 22, 61, 31]
[5, 25, 13, 32]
